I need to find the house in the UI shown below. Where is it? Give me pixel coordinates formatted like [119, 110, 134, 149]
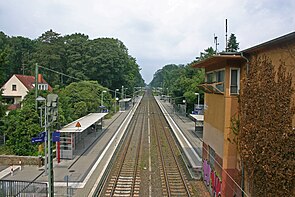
[1, 74, 52, 108]
[192, 31, 295, 196]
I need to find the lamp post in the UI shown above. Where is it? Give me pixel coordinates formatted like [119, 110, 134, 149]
[36, 96, 47, 176]
[114, 89, 119, 113]
[101, 90, 107, 107]
[125, 88, 128, 99]
[183, 99, 186, 115]
[195, 93, 200, 108]
[121, 86, 124, 100]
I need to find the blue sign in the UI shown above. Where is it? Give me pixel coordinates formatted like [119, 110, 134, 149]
[31, 131, 60, 143]
[52, 131, 60, 142]
[38, 132, 46, 139]
[31, 131, 46, 143]
[31, 137, 44, 143]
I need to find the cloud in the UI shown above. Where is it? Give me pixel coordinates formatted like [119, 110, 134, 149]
[0, 0, 294, 83]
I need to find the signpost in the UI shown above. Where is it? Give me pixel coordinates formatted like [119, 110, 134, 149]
[31, 132, 46, 143]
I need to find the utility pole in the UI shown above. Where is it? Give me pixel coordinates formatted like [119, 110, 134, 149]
[35, 63, 39, 111]
[225, 19, 228, 52]
[47, 94, 59, 197]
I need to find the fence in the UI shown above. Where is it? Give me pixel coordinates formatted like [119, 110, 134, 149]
[0, 180, 47, 197]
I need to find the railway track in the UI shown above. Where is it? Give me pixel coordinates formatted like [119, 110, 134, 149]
[149, 93, 192, 197]
[101, 96, 147, 196]
[98, 91, 193, 196]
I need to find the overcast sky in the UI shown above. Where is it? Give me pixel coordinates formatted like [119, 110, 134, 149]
[0, 0, 294, 83]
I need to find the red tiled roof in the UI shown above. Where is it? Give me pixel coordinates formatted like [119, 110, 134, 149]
[14, 74, 53, 91]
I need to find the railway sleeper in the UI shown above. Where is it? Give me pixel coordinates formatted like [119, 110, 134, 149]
[116, 183, 133, 187]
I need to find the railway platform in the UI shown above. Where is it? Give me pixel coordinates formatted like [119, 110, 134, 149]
[0, 96, 142, 197]
[155, 96, 203, 179]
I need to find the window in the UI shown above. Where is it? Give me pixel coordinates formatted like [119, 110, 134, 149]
[206, 72, 214, 83]
[215, 70, 225, 92]
[205, 69, 225, 93]
[12, 84, 17, 91]
[230, 68, 240, 94]
[209, 146, 215, 167]
[38, 84, 48, 90]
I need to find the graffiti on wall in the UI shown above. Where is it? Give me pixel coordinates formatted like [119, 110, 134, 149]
[203, 159, 222, 197]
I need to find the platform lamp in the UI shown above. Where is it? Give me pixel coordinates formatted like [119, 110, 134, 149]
[114, 89, 119, 113]
[183, 99, 186, 115]
[195, 92, 200, 108]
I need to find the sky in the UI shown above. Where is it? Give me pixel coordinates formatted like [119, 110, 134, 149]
[0, 0, 294, 83]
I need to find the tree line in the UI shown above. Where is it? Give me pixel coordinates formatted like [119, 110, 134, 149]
[0, 30, 145, 90]
[0, 30, 145, 155]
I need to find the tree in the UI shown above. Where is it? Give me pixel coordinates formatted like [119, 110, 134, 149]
[227, 33, 239, 52]
[2, 91, 41, 155]
[63, 33, 89, 84]
[150, 63, 205, 113]
[0, 90, 6, 145]
[58, 80, 111, 123]
[34, 30, 66, 86]
[200, 47, 215, 60]
[0, 31, 144, 91]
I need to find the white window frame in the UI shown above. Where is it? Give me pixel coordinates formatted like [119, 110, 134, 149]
[38, 84, 48, 90]
[230, 68, 240, 95]
[12, 84, 17, 91]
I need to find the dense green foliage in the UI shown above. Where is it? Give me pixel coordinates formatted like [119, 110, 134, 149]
[2, 91, 41, 155]
[149, 46, 216, 112]
[58, 81, 112, 124]
[0, 30, 145, 91]
[150, 64, 205, 113]
[0, 90, 6, 144]
[1, 80, 113, 155]
[0, 30, 144, 155]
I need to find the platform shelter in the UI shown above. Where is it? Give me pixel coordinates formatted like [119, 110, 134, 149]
[119, 98, 132, 111]
[190, 114, 204, 132]
[59, 113, 107, 159]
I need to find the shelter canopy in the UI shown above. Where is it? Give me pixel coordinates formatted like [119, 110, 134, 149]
[119, 98, 132, 102]
[60, 113, 107, 133]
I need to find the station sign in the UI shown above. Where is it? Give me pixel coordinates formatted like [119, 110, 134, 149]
[52, 131, 60, 142]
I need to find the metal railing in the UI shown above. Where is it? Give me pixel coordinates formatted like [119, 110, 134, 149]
[0, 180, 47, 197]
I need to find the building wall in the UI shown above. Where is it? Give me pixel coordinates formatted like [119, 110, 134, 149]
[203, 93, 225, 158]
[2, 75, 29, 104]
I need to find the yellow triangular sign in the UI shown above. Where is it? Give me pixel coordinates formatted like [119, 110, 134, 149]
[75, 122, 81, 128]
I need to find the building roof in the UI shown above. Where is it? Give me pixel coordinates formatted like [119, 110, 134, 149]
[119, 98, 132, 102]
[192, 54, 245, 68]
[242, 31, 295, 53]
[14, 74, 52, 91]
[60, 113, 108, 133]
